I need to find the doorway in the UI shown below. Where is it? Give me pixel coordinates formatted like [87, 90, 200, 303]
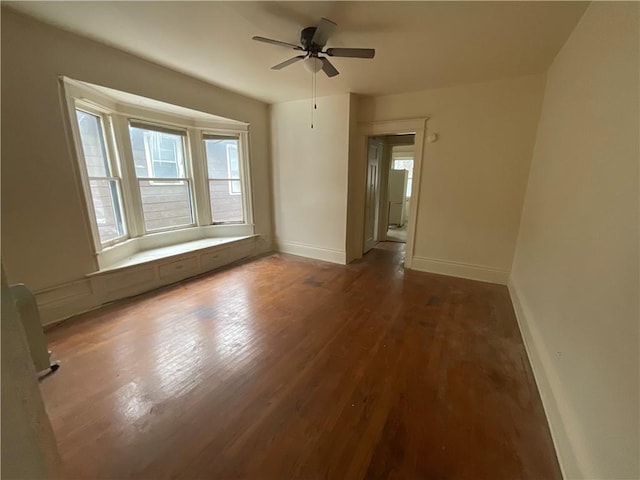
[352, 118, 428, 269]
[363, 137, 383, 253]
[363, 134, 415, 253]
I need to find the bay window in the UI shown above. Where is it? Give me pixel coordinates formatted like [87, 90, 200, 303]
[64, 77, 253, 265]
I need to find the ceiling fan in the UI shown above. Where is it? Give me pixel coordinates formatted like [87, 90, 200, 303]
[252, 18, 375, 78]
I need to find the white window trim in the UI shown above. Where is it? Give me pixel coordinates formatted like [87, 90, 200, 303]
[60, 76, 255, 270]
[132, 123, 196, 233]
[226, 143, 241, 196]
[68, 101, 129, 250]
[201, 130, 253, 225]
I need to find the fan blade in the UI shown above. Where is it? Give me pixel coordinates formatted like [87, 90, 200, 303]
[320, 57, 339, 78]
[312, 18, 337, 47]
[325, 48, 375, 59]
[271, 55, 306, 70]
[252, 36, 302, 50]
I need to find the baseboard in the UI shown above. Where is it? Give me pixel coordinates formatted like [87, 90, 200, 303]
[508, 279, 580, 480]
[275, 239, 346, 265]
[410, 256, 509, 285]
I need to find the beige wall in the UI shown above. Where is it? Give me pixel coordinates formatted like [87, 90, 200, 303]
[271, 94, 352, 263]
[346, 94, 363, 263]
[358, 74, 545, 283]
[510, 3, 639, 478]
[1, 8, 273, 291]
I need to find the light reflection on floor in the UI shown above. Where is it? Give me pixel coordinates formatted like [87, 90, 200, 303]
[114, 381, 154, 423]
[112, 278, 259, 422]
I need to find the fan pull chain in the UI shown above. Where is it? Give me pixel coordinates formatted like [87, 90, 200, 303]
[311, 69, 314, 129]
[311, 69, 319, 129]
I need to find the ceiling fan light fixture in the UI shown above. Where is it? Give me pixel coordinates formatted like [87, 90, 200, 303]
[303, 56, 323, 73]
[253, 17, 375, 79]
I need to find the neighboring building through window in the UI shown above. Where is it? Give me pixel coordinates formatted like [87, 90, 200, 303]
[204, 135, 244, 223]
[129, 124, 193, 232]
[75, 109, 126, 245]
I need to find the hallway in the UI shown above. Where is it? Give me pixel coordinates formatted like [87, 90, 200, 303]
[385, 225, 407, 243]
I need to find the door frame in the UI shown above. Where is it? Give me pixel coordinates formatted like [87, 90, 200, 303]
[357, 118, 428, 269]
[363, 137, 384, 253]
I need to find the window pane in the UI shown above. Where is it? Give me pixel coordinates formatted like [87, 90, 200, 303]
[76, 110, 110, 177]
[204, 138, 239, 179]
[89, 179, 125, 243]
[129, 126, 186, 179]
[139, 180, 193, 231]
[209, 180, 244, 223]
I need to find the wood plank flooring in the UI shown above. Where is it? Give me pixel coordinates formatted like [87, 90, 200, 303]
[41, 243, 561, 479]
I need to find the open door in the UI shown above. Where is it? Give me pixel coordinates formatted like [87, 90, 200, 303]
[363, 137, 383, 253]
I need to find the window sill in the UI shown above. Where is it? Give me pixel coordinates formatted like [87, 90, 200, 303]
[91, 235, 257, 275]
[95, 224, 255, 272]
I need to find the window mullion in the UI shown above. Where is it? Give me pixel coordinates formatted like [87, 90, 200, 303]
[112, 113, 144, 237]
[239, 131, 254, 227]
[189, 128, 212, 226]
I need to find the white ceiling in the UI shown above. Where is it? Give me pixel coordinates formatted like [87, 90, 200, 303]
[7, 1, 588, 104]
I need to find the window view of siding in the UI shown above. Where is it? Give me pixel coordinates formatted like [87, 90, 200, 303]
[204, 136, 244, 223]
[129, 125, 193, 232]
[75, 110, 126, 244]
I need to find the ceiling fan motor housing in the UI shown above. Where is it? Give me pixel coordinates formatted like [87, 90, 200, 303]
[301, 26, 321, 53]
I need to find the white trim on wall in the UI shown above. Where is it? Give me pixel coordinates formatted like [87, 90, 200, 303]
[275, 239, 346, 265]
[357, 118, 428, 269]
[508, 278, 578, 479]
[411, 256, 509, 285]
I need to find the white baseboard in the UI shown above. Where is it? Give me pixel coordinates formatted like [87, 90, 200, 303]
[275, 239, 346, 265]
[508, 278, 580, 480]
[410, 256, 509, 284]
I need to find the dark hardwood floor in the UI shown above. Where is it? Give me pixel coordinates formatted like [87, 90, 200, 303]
[41, 243, 561, 479]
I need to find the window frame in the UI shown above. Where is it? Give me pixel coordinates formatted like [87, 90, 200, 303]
[128, 121, 197, 233]
[70, 101, 129, 249]
[62, 77, 254, 261]
[201, 130, 252, 226]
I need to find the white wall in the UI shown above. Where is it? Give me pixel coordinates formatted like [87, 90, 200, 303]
[358, 74, 546, 283]
[271, 94, 352, 264]
[1, 9, 273, 317]
[510, 3, 639, 478]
